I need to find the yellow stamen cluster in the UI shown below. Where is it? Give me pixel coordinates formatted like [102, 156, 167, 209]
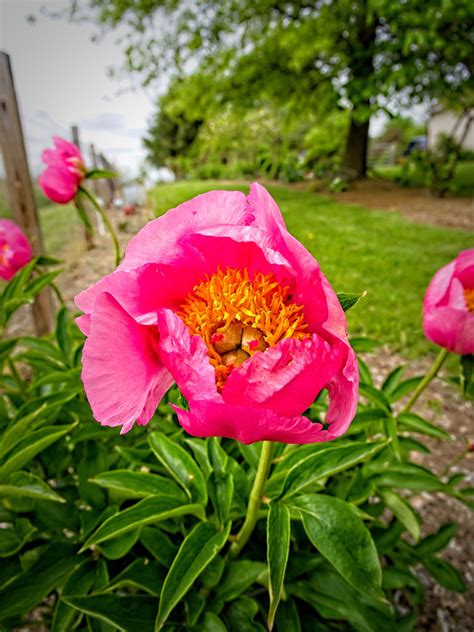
[178, 267, 309, 389]
[464, 288, 474, 313]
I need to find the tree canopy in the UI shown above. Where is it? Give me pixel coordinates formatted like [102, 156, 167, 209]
[77, 0, 474, 177]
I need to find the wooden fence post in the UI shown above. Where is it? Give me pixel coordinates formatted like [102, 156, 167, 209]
[0, 51, 54, 335]
[89, 144, 106, 236]
[71, 125, 95, 249]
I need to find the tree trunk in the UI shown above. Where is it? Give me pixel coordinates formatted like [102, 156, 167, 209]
[342, 114, 370, 179]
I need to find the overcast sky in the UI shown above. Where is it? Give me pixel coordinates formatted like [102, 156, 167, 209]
[0, 0, 159, 178]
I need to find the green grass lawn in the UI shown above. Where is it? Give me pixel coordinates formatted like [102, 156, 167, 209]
[374, 160, 474, 196]
[150, 180, 473, 357]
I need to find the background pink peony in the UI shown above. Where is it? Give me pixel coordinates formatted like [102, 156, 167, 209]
[75, 184, 359, 443]
[38, 136, 85, 204]
[423, 249, 474, 355]
[0, 219, 33, 281]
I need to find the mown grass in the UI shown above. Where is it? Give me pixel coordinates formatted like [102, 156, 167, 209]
[150, 180, 473, 357]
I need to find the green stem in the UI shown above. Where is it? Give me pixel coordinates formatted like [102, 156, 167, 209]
[229, 441, 275, 558]
[400, 347, 449, 414]
[79, 186, 121, 266]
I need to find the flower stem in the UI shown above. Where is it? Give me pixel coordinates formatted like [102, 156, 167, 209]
[229, 441, 275, 558]
[401, 347, 450, 414]
[79, 186, 121, 266]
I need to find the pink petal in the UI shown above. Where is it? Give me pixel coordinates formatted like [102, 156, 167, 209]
[39, 167, 78, 204]
[222, 335, 346, 417]
[424, 260, 457, 309]
[119, 189, 250, 271]
[82, 293, 173, 432]
[53, 136, 83, 161]
[454, 248, 474, 288]
[423, 306, 474, 355]
[325, 344, 359, 438]
[173, 400, 327, 445]
[156, 308, 221, 404]
[0, 219, 33, 280]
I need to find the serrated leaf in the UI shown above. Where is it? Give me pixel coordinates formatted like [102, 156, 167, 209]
[156, 521, 231, 629]
[267, 502, 290, 630]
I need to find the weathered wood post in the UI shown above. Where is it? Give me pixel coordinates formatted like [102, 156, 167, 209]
[71, 124, 95, 249]
[89, 144, 106, 236]
[0, 51, 54, 335]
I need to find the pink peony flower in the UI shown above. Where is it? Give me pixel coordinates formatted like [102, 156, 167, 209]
[75, 184, 359, 443]
[38, 136, 86, 204]
[423, 249, 474, 355]
[0, 219, 33, 281]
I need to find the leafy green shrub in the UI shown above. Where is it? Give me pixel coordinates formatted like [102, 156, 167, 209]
[0, 262, 471, 631]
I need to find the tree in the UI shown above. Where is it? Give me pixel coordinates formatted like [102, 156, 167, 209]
[76, 0, 473, 178]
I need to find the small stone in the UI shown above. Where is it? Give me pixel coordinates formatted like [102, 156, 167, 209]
[221, 349, 250, 368]
[241, 326, 267, 353]
[213, 323, 242, 353]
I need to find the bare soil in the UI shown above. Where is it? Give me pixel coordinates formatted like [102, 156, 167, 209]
[331, 179, 474, 231]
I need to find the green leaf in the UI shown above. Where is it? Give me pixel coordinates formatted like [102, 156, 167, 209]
[380, 490, 420, 541]
[0, 423, 75, 481]
[367, 462, 447, 492]
[0, 518, 36, 557]
[0, 471, 65, 503]
[359, 383, 391, 412]
[148, 432, 207, 505]
[91, 469, 187, 501]
[388, 376, 424, 402]
[225, 595, 266, 631]
[267, 502, 290, 630]
[98, 528, 140, 560]
[198, 612, 228, 631]
[52, 561, 97, 632]
[213, 560, 267, 604]
[63, 595, 156, 632]
[397, 412, 451, 440]
[381, 366, 406, 396]
[156, 521, 231, 629]
[55, 307, 72, 362]
[75, 193, 94, 233]
[415, 523, 458, 556]
[460, 354, 474, 396]
[99, 558, 165, 596]
[81, 496, 205, 550]
[86, 168, 117, 180]
[349, 337, 380, 353]
[0, 543, 79, 618]
[288, 494, 383, 600]
[422, 556, 466, 592]
[336, 291, 366, 312]
[275, 598, 301, 632]
[140, 526, 178, 567]
[269, 440, 387, 498]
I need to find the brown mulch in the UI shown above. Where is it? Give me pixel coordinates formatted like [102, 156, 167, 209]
[330, 179, 474, 231]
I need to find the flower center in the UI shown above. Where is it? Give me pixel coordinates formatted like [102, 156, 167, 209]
[178, 267, 309, 388]
[464, 288, 474, 312]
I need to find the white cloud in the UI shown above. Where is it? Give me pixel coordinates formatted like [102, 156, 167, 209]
[0, 0, 158, 177]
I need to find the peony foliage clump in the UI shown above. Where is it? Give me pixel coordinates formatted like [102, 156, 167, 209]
[0, 176, 472, 632]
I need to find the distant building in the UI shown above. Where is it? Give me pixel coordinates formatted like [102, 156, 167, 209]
[427, 106, 474, 150]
